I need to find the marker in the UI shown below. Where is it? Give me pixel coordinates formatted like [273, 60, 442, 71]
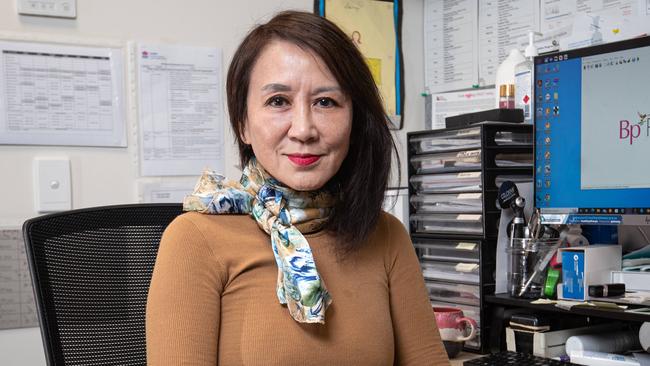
[588, 283, 625, 297]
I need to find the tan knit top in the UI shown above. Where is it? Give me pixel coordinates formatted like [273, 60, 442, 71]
[146, 211, 450, 365]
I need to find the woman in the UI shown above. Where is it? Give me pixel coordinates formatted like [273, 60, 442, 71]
[146, 10, 449, 365]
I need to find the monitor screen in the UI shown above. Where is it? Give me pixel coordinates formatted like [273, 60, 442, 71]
[534, 36, 650, 225]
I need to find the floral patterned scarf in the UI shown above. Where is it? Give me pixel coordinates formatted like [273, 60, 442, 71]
[183, 158, 333, 324]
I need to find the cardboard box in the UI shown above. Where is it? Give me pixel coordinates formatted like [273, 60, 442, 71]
[559, 245, 621, 301]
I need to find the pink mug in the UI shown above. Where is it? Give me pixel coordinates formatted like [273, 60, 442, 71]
[432, 307, 478, 342]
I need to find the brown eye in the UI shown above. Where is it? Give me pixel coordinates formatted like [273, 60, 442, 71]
[266, 96, 289, 107]
[316, 97, 337, 108]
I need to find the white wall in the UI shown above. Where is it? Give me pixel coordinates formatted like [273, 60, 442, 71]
[0, 1, 425, 365]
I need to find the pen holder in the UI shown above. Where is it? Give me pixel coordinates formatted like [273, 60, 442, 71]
[506, 238, 559, 299]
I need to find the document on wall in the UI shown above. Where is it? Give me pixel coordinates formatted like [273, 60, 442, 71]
[0, 40, 126, 147]
[137, 43, 224, 176]
[138, 178, 197, 203]
[429, 88, 495, 130]
[0, 228, 38, 330]
[541, 0, 643, 34]
[478, 0, 540, 86]
[424, 0, 478, 93]
[543, 0, 650, 49]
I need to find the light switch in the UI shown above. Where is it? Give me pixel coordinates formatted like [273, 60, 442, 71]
[34, 158, 71, 213]
[17, 0, 76, 18]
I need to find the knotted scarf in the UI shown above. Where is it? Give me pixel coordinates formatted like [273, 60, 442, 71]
[183, 158, 333, 324]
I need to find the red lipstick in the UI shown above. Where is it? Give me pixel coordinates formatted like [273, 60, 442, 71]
[288, 154, 320, 166]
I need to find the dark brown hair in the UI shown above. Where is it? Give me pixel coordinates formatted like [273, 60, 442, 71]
[226, 10, 398, 254]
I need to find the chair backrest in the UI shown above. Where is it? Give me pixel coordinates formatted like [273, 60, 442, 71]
[23, 203, 183, 366]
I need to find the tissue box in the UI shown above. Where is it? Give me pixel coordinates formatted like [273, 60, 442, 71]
[505, 323, 621, 358]
[559, 245, 621, 301]
[611, 271, 650, 292]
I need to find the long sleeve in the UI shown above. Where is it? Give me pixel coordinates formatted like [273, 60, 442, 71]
[146, 215, 225, 365]
[386, 216, 450, 366]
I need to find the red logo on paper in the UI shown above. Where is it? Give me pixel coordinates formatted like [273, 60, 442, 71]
[619, 112, 650, 145]
[523, 95, 530, 104]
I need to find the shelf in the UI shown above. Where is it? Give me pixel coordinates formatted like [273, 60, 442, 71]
[408, 123, 534, 354]
[485, 293, 650, 323]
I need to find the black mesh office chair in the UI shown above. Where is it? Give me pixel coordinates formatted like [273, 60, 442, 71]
[22, 203, 183, 366]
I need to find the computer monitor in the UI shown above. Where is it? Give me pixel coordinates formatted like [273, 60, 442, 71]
[534, 36, 650, 226]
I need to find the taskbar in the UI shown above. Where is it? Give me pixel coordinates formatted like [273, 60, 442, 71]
[577, 208, 650, 215]
[540, 208, 650, 225]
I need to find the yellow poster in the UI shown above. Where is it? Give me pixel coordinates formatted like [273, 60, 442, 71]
[325, 0, 397, 117]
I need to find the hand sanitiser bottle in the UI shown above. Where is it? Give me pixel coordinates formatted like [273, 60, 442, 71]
[515, 31, 542, 124]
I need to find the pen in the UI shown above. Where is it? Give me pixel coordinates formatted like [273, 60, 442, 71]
[517, 238, 561, 297]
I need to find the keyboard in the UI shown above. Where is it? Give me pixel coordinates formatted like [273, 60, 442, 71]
[463, 351, 581, 365]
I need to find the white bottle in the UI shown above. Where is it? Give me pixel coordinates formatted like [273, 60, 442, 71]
[565, 329, 641, 354]
[515, 31, 542, 123]
[495, 49, 525, 108]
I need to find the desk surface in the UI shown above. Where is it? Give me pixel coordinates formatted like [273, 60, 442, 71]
[486, 293, 650, 322]
[449, 351, 482, 366]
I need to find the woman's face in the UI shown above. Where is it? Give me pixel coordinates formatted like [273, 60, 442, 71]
[243, 40, 352, 191]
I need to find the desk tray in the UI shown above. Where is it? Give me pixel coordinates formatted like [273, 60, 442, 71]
[409, 127, 481, 154]
[421, 260, 480, 284]
[494, 131, 533, 145]
[426, 280, 481, 306]
[414, 239, 480, 263]
[410, 172, 482, 193]
[410, 193, 483, 214]
[410, 149, 482, 174]
[411, 213, 483, 235]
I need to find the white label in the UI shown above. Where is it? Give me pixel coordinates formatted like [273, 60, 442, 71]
[456, 214, 481, 221]
[455, 263, 479, 272]
[457, 150, 481, 158]
[515, 69, 532, 120]
[457, 193, 481, 199]
[456, 242, 477, 250]
[457, 172, 481, 178]
[541, 214, 566, 224]
[457, 128, 480, 137]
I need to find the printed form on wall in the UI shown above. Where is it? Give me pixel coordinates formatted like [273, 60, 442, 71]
[429, 88, 495, 130]
[478, 0, 540, 86]
[424, 0, 478, 93]
[0, 40, 126, 147]
[137, 43, 224, 177]
[541, 0, 645, 34]
[542, 0, 650, 50]
[0, 228, 38, 330]
[138, 178, 197, 203]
